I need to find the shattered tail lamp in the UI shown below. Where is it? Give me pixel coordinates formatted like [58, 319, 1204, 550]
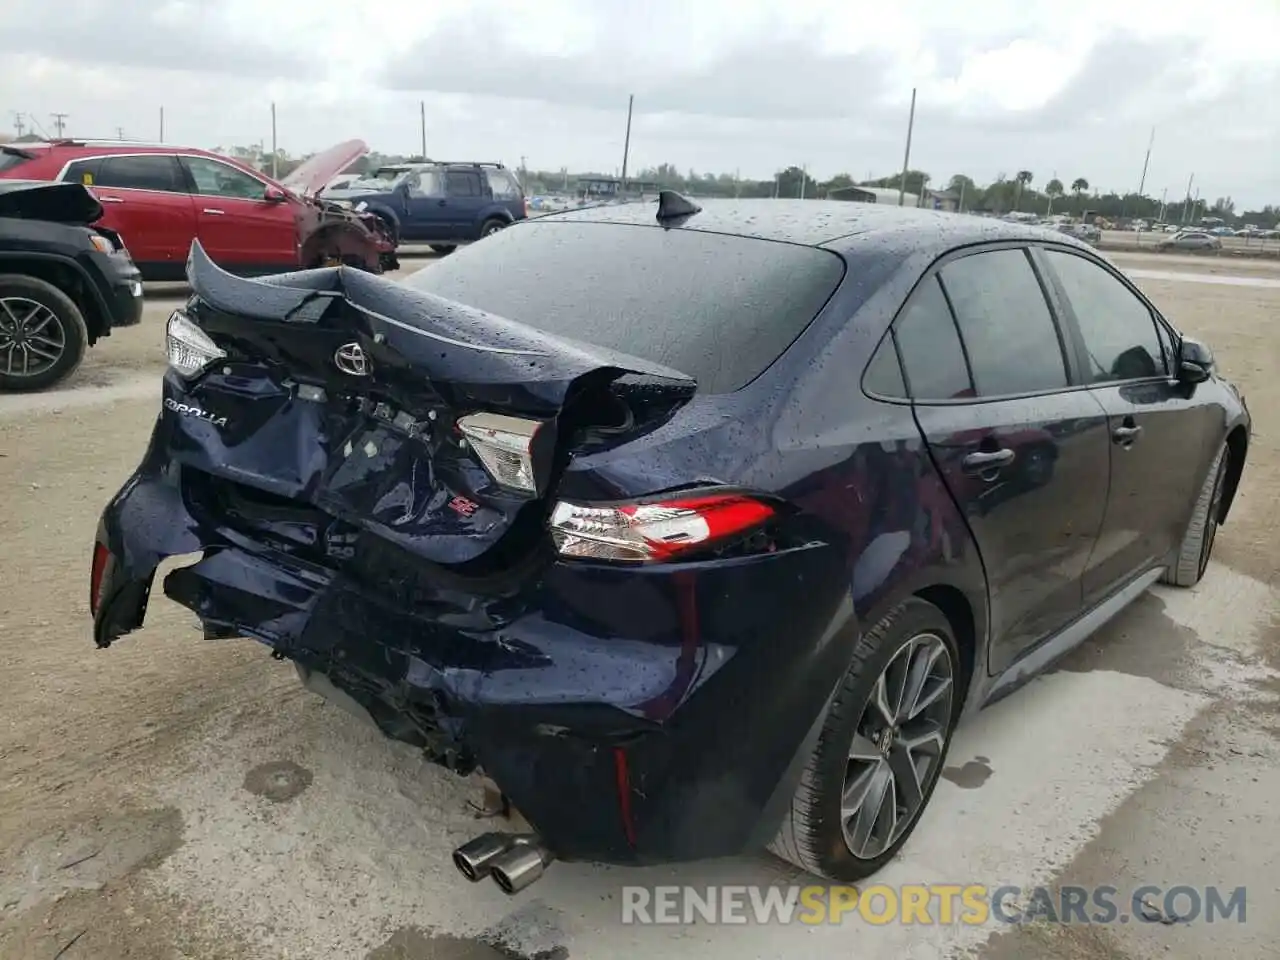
[457, 412, 541, 494]
[166, 310, 225, 377]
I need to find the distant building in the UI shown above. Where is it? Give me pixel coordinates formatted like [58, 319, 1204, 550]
[827, 186, 921, 207]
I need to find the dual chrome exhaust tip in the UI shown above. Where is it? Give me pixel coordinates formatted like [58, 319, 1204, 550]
[452, 832, 554, 895]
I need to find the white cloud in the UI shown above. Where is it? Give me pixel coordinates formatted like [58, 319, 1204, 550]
[1, 0, 1277, 207]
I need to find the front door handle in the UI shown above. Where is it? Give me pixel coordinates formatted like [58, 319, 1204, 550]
[1113, 425, 1143, 445]
[202, 208, 225, 215]
[962, 448, 1015, 475]
[437, 199, 448, 206]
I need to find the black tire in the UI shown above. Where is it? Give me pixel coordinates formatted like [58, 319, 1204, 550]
[479, 218, 507, 238]
[0, 273, 89, 392]
[769, 597, 962, 881]
[1162, 442, 1228, 587]
[429, 244, 456, 255]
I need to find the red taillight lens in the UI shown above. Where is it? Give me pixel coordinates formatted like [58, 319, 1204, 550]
[89, 542, 111, 615]
[549, 492, 775, 563]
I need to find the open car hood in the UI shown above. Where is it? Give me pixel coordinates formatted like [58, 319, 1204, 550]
[281, 140, 370, 198]
[0, 179, 102, 224]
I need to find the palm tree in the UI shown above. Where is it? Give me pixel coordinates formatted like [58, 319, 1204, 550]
[1045, 178, 1064, 215]
[1071, 177, 1090, 213]
[1014, 170, 1033, 211]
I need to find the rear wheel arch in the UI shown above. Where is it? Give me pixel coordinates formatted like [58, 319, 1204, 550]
[915, 583, 976, 700]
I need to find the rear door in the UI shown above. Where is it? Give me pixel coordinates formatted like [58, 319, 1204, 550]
[91, 155, 196, 272]
[179, 156, 297, 270]
[1035, 247, 1218, 604]
[442, 170, 488, 237]
[895, 247, 1113, 674]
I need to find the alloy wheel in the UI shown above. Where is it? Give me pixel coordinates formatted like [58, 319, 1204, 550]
[841, 632, 955, 860]
[0, 297, 66, 379]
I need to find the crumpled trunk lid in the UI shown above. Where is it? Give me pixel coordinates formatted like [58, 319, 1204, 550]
[175, 242, 695, 567]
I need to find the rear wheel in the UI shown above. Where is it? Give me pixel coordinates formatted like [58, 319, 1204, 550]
[1162, 442, 1228, 587]
[479, 218, 507, 238]
[429, 244, 457, 255]
[769, 598, 960, 881]
[0, 274, 89, 392]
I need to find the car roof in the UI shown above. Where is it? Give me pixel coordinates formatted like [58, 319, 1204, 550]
[532, 198, 1090, 257]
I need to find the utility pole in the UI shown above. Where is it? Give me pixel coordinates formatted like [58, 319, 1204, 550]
[1137, 127, 1154, 198]
[799, 164, 807, 200]
[159, 106, 165, 142]
[115, 126, 125, 140]
[50, 112, 68, 137]
[519, 155, 527, 189]
[734, 167, 740, 198]
[270, 102, 278, 179]
[898, 87, 917, 206]
[1181, 172, 1194, 224]
[419, 101, 426, 159]
[11, 112, 25, 138]
[620, 94, 634, 192]
[957, 178, 966, 213]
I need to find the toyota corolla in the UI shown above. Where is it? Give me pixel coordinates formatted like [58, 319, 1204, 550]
[89, 195, 1249, 893]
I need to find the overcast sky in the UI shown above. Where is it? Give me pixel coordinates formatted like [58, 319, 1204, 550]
[3, 0, 1278, 208]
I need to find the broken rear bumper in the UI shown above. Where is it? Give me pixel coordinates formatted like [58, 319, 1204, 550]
[92, 426, 855, 868]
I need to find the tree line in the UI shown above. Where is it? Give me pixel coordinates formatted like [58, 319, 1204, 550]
[215, 145, 1278, 228]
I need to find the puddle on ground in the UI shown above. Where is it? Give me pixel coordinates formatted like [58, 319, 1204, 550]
[0, 807, 183, 915]
[242, 760, 313, 803]
[942, 755, 993, 789]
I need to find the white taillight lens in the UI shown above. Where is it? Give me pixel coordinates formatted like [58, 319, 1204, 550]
[166, 309, 225, 378]
[457, 412, 541, 494]
[549, 494, 775, 563]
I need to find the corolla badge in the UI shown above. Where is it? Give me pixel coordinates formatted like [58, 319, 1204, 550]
[164, 397, 228, 428]
[334, 342, 371, 377]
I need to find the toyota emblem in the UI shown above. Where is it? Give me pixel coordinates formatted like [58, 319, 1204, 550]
[334, 342, 370, 377]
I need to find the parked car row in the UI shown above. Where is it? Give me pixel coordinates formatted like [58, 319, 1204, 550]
[0, 139, 398, 281]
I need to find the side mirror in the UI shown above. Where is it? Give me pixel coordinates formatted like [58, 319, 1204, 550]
[1177, 337, 1214, 384]
[263, 185, 287, 203]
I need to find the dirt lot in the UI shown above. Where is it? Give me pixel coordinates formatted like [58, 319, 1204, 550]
[0, 252, 1277, 959]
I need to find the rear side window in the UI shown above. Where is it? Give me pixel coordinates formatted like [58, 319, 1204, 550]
[96, 155, 184, 193]
[893, 277, 973, 400]
[445, 171, 482, 197]
[403, 221, 845, 394]
[940, 249, 1068, 397]
[485, 169, 522, 200]
[1043, 250, 1165, 381]
[863, 337, 906, 398]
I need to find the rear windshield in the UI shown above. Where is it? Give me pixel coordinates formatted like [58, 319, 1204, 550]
[0, 149, 35, 174]
[402, 221, 845, 393]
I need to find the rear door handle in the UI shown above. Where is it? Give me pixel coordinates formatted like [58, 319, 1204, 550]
[962, 449, 1015, 474]
[202, 208, 225, 215]
[1112, 425, 1143, 445]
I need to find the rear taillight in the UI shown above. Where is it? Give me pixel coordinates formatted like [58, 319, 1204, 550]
[89, 542, 111, 615]
[549, 493, 775, 563]
[457, 412, 541, 494]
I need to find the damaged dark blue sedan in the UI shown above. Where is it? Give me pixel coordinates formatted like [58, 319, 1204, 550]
[90, 194, 1249, 894]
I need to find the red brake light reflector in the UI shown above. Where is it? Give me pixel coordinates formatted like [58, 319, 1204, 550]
[549, 493, 775, 562]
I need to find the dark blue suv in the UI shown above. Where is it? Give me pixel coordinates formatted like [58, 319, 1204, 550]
[335, 162, 526, 254]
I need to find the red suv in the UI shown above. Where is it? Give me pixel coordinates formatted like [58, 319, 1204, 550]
[0, 139, 398, 281]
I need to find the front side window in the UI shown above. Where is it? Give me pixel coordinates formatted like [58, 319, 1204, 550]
[96, 155, 185, 193]
[406, 171, 441, 197]
[182, 157, 266, 200]
[1043, 250, 1164, 381]
[892, 276, 974, 400]
[940, 249, 1068, 397]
